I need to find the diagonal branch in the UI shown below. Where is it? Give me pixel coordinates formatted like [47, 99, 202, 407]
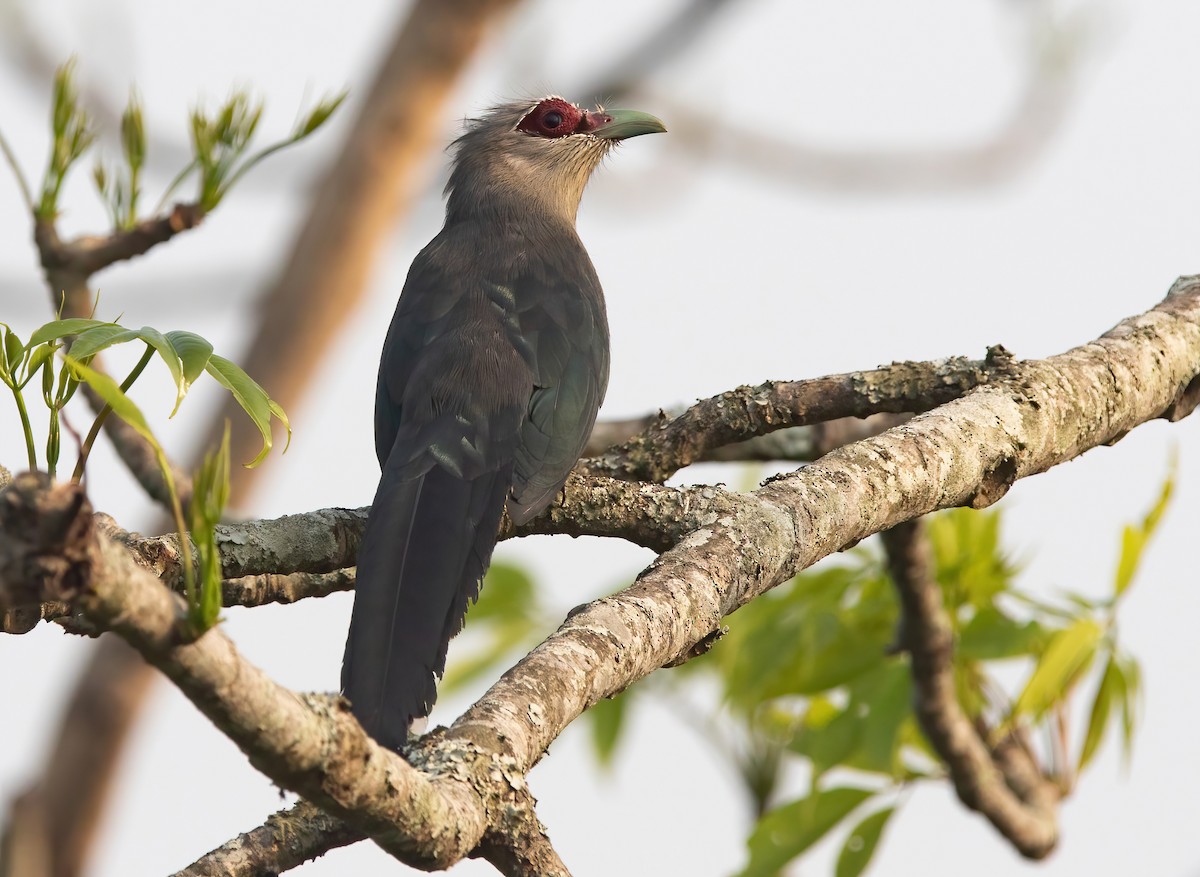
[577, 0, 739, 103]
[34, 203, 205, 279]
[445, 277, 1200, 799]
[881, 519, 1059, 857]
[169, 800, 361, 877]
[588, 354, 999, 482]
[652, 3, 1088, 194]
[2, 278, 1198, 871]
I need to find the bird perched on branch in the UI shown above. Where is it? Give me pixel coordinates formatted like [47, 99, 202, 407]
[342, 96, 666, 749]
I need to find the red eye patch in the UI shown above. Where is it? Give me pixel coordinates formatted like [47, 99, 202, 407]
[516, 98, 583, 139]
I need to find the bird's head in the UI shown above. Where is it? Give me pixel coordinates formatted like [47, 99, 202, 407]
[445, 96, 666, 222]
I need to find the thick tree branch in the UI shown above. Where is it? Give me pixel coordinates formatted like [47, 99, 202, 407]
[0, 472, 570, 871]
[2, 279, 1197, 871]
[881, 519, 1059, 857]
[0, 638, 157, 877]
[167, 281, 1200, 864]
[446, 278, 1200, 794]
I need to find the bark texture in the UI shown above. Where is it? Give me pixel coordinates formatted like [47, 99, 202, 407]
[2, 279, 1198, 873]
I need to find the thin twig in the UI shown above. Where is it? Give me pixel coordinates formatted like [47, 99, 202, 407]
[0, 124, 34, 210]
[577, 0, 739, 103]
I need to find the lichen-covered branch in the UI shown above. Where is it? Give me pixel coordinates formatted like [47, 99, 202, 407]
[583, 409, 907, 465]
[446, 279, 1200, 791]
[2, 279, 1198, 872]
[0, 474, 489, 869]
[170, 801, 361, 877]
[587, 355, 998, 482]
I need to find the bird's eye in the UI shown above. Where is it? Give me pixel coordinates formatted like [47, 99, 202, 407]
[517, 98, 583, 138]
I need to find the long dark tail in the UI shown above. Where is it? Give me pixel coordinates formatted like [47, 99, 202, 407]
[341, 464, 510, 749]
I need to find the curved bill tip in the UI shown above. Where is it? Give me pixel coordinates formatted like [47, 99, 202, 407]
[587, 108, 667, 141]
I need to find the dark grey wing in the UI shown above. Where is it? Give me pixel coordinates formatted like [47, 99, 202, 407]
[506, 262, 610, 525]
[345, 239, 533, 747]
[372, 244, 470, 468]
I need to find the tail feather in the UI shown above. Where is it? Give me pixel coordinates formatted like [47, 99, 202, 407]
[341, 463, 510, 749]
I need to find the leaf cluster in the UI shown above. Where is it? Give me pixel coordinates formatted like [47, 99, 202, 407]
[23, 59, 344, 225]
[1, 315, 289, 634]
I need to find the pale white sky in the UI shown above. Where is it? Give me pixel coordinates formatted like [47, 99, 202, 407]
[2, 1, 1199, 875]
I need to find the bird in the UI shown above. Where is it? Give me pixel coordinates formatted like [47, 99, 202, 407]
[341, 95, 666, 750]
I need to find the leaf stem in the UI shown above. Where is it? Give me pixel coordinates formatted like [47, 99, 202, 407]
[217, 137, 296, 202]
[158, 445, 196, 625]
[71, 344, 155, 482]
[10, 384, 38, 470]
[152, 159, 197, 215]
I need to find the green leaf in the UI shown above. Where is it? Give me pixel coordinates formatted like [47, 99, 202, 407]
[1077, 653, 1119, 773]
[4, 327, 23, 372]
[854, 664, 911, 775]
[203, 354, 289, 467]
[1113, 465, 1174, 598]
[121, 89, 146, 173]
[957, 607, 1050, 661]
[835, 807, 895, 877]
[788, 664, 911, 780]
[587, 693, 628, 768]
[740, 787, 874, 877]
[39, 59, 96, 218]
[1112, 528, 1145, 599]
[187, 423, 231, 633]
[133, 327, 188, 415]
[724, 564, 896, 706]
[1116, 654, 1141, 761]
[164, 330, 214, 386]
[28, 318, 117, 346]
[294, 92, 347, 138]
[20, 343, 57, 390]
[469, 561, 537, 622]
[61, 324, 137, 361]
[41, 353, 56, 400]
[928, 508, 1017, 610]
[63, 321, 194, 407]
[1013, 617, 1103, 721]
[789, 698, 860, 779]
